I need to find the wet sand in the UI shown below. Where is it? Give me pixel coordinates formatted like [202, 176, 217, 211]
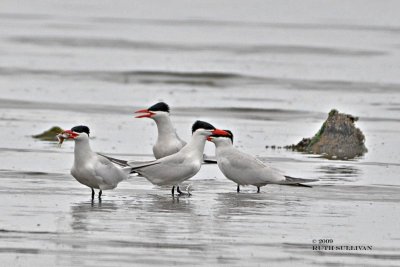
[1, 1, 400, 266]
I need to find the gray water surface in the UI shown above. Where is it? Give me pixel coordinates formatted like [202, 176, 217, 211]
[1, 0, 400, 266]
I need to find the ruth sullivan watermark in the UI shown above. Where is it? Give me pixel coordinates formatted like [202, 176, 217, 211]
[312, 239, 373, 251]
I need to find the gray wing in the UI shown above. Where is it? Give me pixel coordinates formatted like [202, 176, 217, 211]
[93, 155, 128, 189]
[282, 176, 319, 187]
[97, 153, 128, 167]
[128, 153, 199, 185]
[222, 149, 267, 169]
[127, 159, 162, 169]
[218, 148, 286, 185]
[128, 150, 189, 167]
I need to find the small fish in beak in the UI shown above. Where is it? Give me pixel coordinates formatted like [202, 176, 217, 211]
[57, 133, 65, 147]
[57, 131, 72, 147]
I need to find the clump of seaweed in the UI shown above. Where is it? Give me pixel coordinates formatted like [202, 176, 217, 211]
[285, 109, 367, 159]
[32, 126, 64, 141]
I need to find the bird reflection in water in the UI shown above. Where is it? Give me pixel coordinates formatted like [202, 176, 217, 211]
[70, 200, 119, 232]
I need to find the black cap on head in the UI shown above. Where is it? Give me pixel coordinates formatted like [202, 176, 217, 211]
[224, 129, 234, 143]
[71, 125, 90, 136]
[192, 120, 215, 133]
[148, 102, 170, 113]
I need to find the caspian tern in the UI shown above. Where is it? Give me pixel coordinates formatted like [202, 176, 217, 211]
[101, 102, 216, 165]
[208, 130, 318, 193]
[58, 126, 156, 199]
[127, 121, 230, 195]
[134, 102, 187, 159]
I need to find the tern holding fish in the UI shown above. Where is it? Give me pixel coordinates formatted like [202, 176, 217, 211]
[57, 126, 149, 199]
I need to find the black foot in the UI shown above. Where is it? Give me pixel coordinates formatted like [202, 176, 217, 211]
[176, 186, 191, 196]
[99, 190, 102, 199]
[91, 188, 95, 199]
[257, 186, 260, 193]
[237, 185, 240, 193]
[177, 186, 183, 194]
[171, 186, 175, 195]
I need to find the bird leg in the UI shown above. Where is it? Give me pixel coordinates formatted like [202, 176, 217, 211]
[91, 188, 95, 199]
[177, 186, 183, 194]
[257, 186, 260, 193]
[177, 186, 191, 196]
[171, 186, 175, 195]
[99, 190, 102, 199]
[237, 185, 240, 193]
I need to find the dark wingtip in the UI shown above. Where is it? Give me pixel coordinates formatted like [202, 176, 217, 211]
[71, 125, 90, 136]
[98, 153, 128, 166]
[296, 183, 313, 188]
[192, 120, 215, 133]
[148, 102, 170, 113]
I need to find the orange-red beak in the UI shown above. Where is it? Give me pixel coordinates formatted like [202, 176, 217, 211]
[62, 130, 79, 139]
[57, 129, 78, 147]
[135, 109, 155, 118]
[207, 129, 230, 141]
[211, 129, 230, 136]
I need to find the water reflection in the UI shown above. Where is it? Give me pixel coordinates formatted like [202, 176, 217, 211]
[144, 193, 194, 214]
[317, 165, 361, 182]
[70, 200, 119, 231]
[214, 190, 310, 219]
[214, 192, 270, 215]
[133, 193, 203, 242]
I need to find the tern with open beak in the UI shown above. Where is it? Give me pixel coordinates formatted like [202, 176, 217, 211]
[101, 102, 217, 166]
[208, 130, 318, 193]
[135, 102, 187, 159]
[58, 125, 144, 199]
[127, 121, 230, 195]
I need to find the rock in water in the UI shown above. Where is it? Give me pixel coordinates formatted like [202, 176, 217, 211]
[289, 109, 367, 159]
[33, 126, 64, 141]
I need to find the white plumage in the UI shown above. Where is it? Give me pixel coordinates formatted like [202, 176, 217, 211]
[209, 132, 318, 192]
[135, 102, 186, 159]
[127, 121, 230, 195]
[59, 127, 130, 199]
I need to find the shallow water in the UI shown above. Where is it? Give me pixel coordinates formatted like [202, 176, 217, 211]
[1, 0, 400, 266]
